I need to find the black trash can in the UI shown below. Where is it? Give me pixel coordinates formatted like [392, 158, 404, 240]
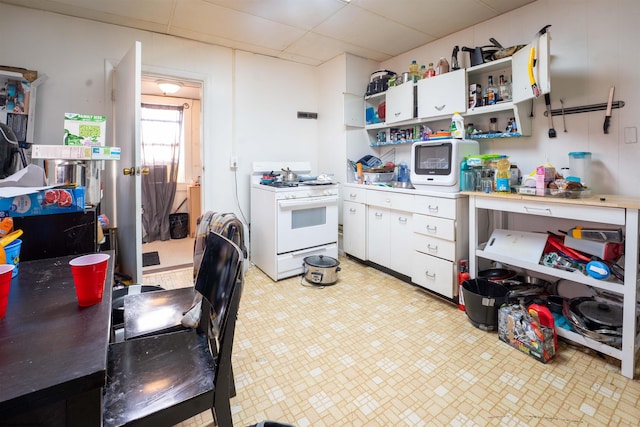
[169, 213, 189, 239]
[461, 278, 509, 331]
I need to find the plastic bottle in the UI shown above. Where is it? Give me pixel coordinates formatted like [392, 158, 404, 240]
[419, 64, 427, 80]
[450, 112, 465, 139]
[409, 60, 420, 83]
[458, 260, 470, 311]
[425, 63, 436, 78]
[495, 155, 511, 192]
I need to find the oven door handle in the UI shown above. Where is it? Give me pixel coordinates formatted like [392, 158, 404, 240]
[278, 196, 338, 210]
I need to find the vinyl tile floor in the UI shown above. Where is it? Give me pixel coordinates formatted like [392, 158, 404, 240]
[142, 257, 640, 427]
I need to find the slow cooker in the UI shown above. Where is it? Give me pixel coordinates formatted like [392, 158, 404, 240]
[302, 255, 340, 285]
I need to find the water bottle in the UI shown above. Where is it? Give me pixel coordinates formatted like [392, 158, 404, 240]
[495, 155, 511, 192]
[450, 112, 465, 139]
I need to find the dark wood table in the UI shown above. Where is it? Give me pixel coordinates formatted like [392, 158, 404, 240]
[0, 251, 114, 426]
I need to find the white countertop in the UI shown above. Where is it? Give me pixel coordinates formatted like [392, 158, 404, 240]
[342, 182, 467, 199]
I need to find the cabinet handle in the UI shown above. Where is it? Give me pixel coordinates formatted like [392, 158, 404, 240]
[425, 225, 438, 233]
[427, 244, 438, 252]
[394, 112, 401, 117]
[398, 217, 408, 223]
[349, 208, 357, 213]
[428, 205, 439, 212]
[424, 271, 436, 280]
[524, 206, 552, 215]
[375, 212, 383, 218]
[434, 104, 445, 111]
[349, 193, 357, 199]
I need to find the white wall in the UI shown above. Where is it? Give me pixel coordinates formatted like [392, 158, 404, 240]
[0, 4, 319, 226]
[377, 0, 640, 196]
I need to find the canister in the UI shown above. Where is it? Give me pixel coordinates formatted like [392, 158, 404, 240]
[568, 152, 592, 188]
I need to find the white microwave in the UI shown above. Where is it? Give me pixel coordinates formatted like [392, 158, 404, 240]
[410, 139, 479, 192]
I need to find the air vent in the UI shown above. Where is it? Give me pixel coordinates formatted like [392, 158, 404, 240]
[297, 111, 318, 119]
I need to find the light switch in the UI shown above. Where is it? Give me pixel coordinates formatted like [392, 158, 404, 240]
[624, 127, 637, 144]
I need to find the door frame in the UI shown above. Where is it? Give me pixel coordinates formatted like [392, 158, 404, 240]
[103, 58, 207, 281]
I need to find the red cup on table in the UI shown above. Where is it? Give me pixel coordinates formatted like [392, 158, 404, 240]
[69, 254, 110, 307]
[0, 264, 15, 318]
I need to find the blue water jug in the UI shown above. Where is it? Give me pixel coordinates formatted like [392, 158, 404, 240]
[397, 163, 409, 182]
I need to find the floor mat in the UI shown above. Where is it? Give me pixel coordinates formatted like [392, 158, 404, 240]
[142, 251, 160, 267]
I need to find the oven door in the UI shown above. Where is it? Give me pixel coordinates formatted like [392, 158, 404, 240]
[277, 195, 338, 254]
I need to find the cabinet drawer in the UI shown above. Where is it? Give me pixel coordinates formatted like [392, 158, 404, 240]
[414, 196, 458, 219]
[474, 196, 626, 225]
[413, 214, 455, 241]
[366, 190, 413, 211]
[344, 187, 367, 203]
[412, 251, 455, 298]
[413, 233, 455, 261]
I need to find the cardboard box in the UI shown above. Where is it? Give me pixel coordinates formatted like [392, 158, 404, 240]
[498, 305, 556, 363]
[63, 113, 106, 146]
[0, 187, 85, 217]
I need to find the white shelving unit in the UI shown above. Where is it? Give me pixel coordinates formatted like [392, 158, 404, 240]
[467, 192, 639, 379]
[363, 32, 551, 146]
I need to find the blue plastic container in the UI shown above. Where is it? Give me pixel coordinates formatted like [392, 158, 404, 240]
[4, 239, 21, 277]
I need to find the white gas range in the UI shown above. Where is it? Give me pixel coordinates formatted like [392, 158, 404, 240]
[250, 161, 339, 281]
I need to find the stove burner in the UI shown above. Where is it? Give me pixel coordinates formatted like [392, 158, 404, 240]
[260, 181, 299, 188]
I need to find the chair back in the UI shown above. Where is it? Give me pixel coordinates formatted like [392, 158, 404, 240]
[193, 211, 247, 279]
[194, 231, 244, 339]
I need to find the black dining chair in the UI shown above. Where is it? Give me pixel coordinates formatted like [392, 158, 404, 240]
[121, 211, 246, 341]
[102, 231, 244, 427]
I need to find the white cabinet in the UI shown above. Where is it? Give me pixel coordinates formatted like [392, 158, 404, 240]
[366, 191, 414, 277]
[367, 205, 390, 267]
[417, 69, 466, 120]
[343, 200, 367, 260]
[412, 195, 468, 299]
[342, 184, 468, 300]
[467, 193, 639, 379]
[367, 206, 413, 276]
[384, 82, 415, 124]
[389, 210, 413, 275]
[464, 32, 550, 138]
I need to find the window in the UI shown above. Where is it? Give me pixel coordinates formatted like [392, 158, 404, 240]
[140, 104, 184, 182]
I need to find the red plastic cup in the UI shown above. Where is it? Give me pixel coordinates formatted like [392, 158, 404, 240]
[0, 264, 15, 318]
[69, 254, 110, 307]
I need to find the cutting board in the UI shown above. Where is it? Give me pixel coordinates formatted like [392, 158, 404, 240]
[483, 229, 548, 264]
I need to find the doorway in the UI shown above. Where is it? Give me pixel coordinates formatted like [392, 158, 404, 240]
[140, 75, 202, 274]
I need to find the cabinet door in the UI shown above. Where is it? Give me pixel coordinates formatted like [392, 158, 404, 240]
[417, 69, 466, 119]
[385, 83, 414, 124]
[367, 206, 390, 267]
[343, 201, 367, 260]
[389, 210, 413, 276]
[512, 32, 550, 103]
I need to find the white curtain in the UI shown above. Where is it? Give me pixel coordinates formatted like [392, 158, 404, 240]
[140, 103, 184, 242]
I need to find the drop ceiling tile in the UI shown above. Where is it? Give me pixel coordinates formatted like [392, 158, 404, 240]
[172, 0, 306, 51]
[284, 32, 391, 64]
[36, 0, 175, 24]
[313, 6, 434, 56]
[479, 0, 536, 13]
[354, 0, 499, 38]
[199, 0, 347, 30]
[169, 26, 284, 58]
